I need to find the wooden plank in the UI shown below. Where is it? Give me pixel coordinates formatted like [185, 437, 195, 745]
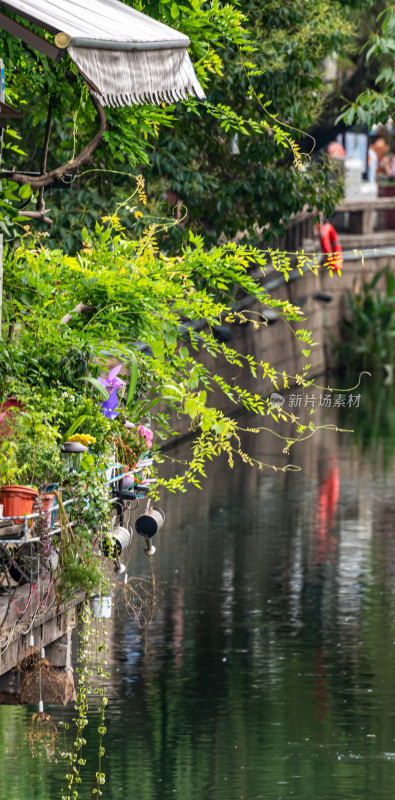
[337, 231, 395, 248]
[0, 590, 85, 676]
[0, 12, 63, 61]
[0, 580, 54, 635]
[337, 197, 395, 212]
[0, 100, 23, 121]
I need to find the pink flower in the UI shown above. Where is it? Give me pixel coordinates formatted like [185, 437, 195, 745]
[138, 425, 153, 449]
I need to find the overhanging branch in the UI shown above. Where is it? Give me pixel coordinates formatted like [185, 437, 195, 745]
[1, 91, 108, 188]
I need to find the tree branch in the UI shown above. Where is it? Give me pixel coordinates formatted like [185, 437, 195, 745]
[60, 303, 98, 325]
[2, 92, 108, 188]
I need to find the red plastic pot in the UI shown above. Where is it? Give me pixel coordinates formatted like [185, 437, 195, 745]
[42, 492, 55, 511]
[42, 491, 56, 526]
[0, 485, 39, 524]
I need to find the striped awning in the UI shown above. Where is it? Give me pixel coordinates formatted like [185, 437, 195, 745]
[1, 0, 205, 106]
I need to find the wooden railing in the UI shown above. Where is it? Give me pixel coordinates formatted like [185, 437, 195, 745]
[270, 208, 316, 252]
[334, 196, 395, 235]
[270, 195, 395, 253]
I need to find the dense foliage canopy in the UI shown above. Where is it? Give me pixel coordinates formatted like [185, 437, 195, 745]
[0, 0, 374, 249]
[1, 211, 327, 489]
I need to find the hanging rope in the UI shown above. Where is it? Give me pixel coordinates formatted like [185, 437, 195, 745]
[10, 575, 54, 615]
[10, 585, 34, 615]
[32, 575, 54, 610]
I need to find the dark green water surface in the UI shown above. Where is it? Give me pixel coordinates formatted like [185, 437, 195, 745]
[1, 384, 395, 800]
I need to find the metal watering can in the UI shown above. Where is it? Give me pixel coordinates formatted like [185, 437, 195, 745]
[135, 503, 165, 555]
[102, 525, 132, 558]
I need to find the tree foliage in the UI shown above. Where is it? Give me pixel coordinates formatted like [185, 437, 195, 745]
[0, 0, 357, 249]
[337, 3, 395, 127]
[1, 205, 333, 489]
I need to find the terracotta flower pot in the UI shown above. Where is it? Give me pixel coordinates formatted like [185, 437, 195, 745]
[42, 492, 55, 510]
[0, 485, 39, 524]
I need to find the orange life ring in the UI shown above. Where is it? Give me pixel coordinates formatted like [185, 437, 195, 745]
[317, 222, 343, 273]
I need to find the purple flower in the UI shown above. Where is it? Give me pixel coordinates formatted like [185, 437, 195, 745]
[98, 364, 125, 392]
[101, 388, 120, 420]
[99, 365, 125, 419]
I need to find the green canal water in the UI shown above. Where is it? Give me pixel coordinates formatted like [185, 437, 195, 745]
[1, 382, 395, 800]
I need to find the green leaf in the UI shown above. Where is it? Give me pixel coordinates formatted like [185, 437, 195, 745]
[61, 414, 88, 443]
[78, 376, 109, 399]
[126, 354, 138, 410]
[18, 184, 33, 200]
[161, 383, 184, 399]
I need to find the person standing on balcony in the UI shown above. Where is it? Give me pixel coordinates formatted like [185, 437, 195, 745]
[367, 137, 389, 182]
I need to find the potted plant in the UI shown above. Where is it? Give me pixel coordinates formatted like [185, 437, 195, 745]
[0, 440, 38, 521]
[63, 433, 96, 452]
[110, 418, 147, 489]
[55, 453, 110, 603]
[0, 413, 63, 522]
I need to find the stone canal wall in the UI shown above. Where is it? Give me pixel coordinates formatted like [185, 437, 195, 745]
[167, 247, 395, 440]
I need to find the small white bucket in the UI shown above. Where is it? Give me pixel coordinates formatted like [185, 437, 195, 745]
[91, 594, 113, 619]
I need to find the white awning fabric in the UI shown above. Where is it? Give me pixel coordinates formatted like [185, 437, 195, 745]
[2, 0, 205, 106]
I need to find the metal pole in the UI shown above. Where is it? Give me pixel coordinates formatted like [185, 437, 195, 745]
[68, 37, 190, 51]
[0, 58, 4, 338]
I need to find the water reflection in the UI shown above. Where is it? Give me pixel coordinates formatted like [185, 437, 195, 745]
[0, 386, 395, 799]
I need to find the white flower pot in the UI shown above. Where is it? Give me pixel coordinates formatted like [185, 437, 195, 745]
[91, 594, 112, 619]
[63, 441, 88, 453]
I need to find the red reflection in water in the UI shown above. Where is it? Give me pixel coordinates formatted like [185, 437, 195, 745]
[315, 455, 340, 562]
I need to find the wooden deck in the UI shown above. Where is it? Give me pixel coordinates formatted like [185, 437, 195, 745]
[0, 579, 84, 677]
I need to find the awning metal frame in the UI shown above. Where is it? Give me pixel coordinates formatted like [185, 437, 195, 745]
[0, 3, 190, 58]
[68, 37, 191, 51]
[0, 1, 205, 108]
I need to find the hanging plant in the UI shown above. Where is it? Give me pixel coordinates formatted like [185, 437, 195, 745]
[26, 711, 59, 760]
[59, 601, 110, 800]
[54, 454, 110, 605]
